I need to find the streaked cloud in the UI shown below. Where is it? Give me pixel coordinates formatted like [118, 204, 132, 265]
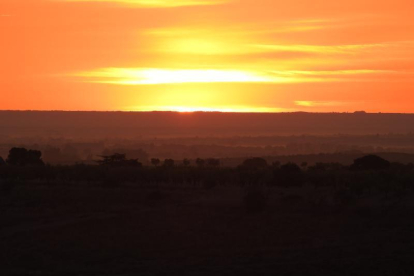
[295, 101, 346, 107]
[144, 25, 408, 58]
[61, 0, 230, 7]
[73, 68, 275, 84]
[71, 68, 393, 85]
[252, 44, 386, 55]
[272, 70, 393, 76]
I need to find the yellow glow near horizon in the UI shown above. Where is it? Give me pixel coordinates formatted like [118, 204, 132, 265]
[128, 105, 284, 113]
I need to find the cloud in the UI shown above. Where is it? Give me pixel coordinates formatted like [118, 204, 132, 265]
[272, 69, 393, 76]
[72, 68, 274, 84]
[295, 101, 346, 107]
[70, 67, 393, 85]
[144, 25, 408, 58]
[61, 0, 230, 7]
[252, 44, 387, 55]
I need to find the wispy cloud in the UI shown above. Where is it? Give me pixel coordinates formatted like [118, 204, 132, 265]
[144, 25, 407, 58]
[272, 70, 393, 76]
[70, 67, 393, 85]
[72, 68, 274, 84]
[61, 0, 230, 7]
[295, 101, 346, 107]
[252, 44, 387, 55]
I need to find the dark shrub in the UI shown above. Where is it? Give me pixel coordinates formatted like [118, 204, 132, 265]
[206, 158, 220, 167]
[274, 163, 303, 187]
[163, 159, 175, 168]
[350, 155, 390, 171]
[241, 158, 268, 169]
[151, 158, 160, 166]
[98, 153, 142, 167]
[7, 148, 44, 166]
[196, 158, 205, 167]
[182, 158, 191, 167]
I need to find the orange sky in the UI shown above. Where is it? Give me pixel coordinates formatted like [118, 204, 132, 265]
[1, 0, 414, 112]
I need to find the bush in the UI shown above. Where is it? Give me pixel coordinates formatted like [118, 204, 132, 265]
[274, 163, 303, 187]
[350, 155, 390, 171]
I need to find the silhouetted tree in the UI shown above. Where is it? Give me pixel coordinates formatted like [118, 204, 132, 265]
[242, 158, 268, 169]
[274, 162, 303, 187]
[206, 158, 220, 167]
[350, 155, 390, 171]
[272, 161, 281, 168]
[196, 158, 205, 167]
[6, 148, 44, 166]
[163, 159, 175, 168]
[151, 158, 161, 167]
[102, 148, 149, 164]
[97, 153, 141, 167]
[0, 156, 5, 166]
[183, 158, 190, 167]
[98, 153, 125, 165]
[308, 162, 344, 172]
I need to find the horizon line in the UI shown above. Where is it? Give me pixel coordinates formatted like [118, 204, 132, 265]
[0, 109, 412, 115]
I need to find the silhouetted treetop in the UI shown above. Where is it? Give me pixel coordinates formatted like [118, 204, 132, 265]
[163, 159, 175, 168]
[0, 156, 5, 166]
[183, 158, 190, 166]
[102, 148, 149, 164]
[196, 158, 205, 167]
[6, 148, 44, 166]
[206, 158, 220, 167]
[97, 153, 142, 167]
[151, 158, 160, 167]
[280, 162, 302, 174]
[350, 155, 390, 171]
[274, 162, 303, 187]
[242, 158, 268, 169]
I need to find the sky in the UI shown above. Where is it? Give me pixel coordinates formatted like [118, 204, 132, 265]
[1, 0, 414, 113]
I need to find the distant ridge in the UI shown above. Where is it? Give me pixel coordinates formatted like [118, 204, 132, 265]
[1, 111, 414, 137]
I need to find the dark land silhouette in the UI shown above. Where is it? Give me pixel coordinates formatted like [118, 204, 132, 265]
[2, 112, 414, 275]
[1, 145, 414, 275]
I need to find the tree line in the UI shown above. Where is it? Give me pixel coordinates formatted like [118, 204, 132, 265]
[1, 147, 414, 194]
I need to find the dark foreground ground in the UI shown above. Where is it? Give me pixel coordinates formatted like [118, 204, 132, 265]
[1, 184, 414, 276]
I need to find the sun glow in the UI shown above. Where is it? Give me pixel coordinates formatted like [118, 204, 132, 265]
[130, 105, 283, 113]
